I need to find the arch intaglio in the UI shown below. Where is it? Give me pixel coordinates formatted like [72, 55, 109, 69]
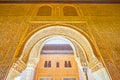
[7, 25, 112, 80]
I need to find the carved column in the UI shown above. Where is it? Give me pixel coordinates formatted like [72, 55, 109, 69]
[75, 57, 86, 80]
[25, 66, 34, 80]
[88, 58, 111, 80]
[24, 58, 39, 80]
[82, 65, 89, 80]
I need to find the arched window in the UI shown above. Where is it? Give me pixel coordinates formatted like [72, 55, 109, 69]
[64, 61, 72, 68]
[63, 6, 78, 16]
[68, 61, 72, 67]
[44, 61, 51, 68]
[37, 6, 52, 16]
[44, 61, 48, 67]
[56, 62, 59, 68]
[48, 61, 51, 67]
[65, 61, 68, 67]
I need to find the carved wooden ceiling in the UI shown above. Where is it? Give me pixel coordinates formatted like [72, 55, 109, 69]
[0, 0, 120, 3]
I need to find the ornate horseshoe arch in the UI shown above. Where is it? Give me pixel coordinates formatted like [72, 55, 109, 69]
[6, 25, 111, 80]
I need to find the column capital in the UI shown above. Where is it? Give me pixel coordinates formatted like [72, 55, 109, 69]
[88, 58, 103, 72]
[12, 60, 26, 73]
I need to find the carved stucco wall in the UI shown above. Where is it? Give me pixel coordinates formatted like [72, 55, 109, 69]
[0, 4, 120, 80]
